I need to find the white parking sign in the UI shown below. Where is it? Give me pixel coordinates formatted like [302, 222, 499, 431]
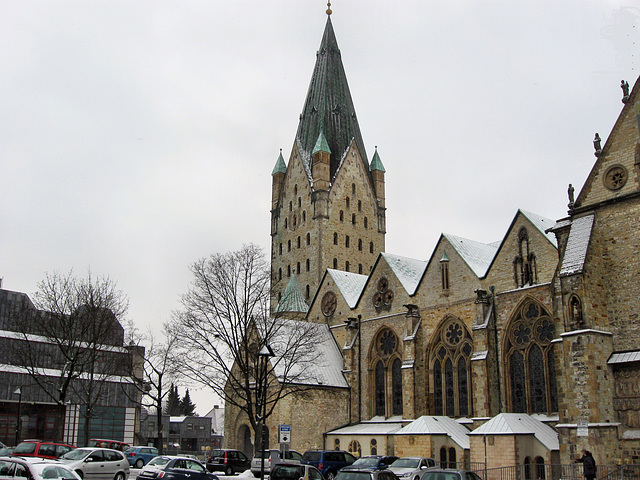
[279, 424, 291, 443]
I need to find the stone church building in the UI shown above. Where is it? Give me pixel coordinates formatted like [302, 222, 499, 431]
[224, 9, 640, 470]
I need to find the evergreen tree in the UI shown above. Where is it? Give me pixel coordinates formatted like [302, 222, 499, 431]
[164, 384, 181, 415]
[180, 389, 197, 416]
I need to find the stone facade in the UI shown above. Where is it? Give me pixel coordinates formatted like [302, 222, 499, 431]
[226, 11, 640, 470]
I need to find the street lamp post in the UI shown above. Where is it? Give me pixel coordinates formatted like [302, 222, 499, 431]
[14, 387, 22, 446]
[257, 344, 274, 480]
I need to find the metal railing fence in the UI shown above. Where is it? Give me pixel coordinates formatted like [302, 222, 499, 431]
[470, 464, 640, 480]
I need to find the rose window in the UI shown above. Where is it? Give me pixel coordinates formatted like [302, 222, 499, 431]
[379, 330, 397, 356]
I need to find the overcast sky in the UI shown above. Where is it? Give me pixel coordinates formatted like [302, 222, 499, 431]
[1, 1, 638, 410]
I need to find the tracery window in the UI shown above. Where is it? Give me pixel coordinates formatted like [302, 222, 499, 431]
[348, 440, 361, 458]
[430, 317, 473, 417]
[370, 328, 403, 418]
[505, 299, 558, 414]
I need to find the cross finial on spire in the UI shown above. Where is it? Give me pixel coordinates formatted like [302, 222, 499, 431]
[326, 1, 332, 15]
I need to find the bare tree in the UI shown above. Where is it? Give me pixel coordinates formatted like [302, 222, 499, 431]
[8, 271, 130, 442]
[124, 322, 178, 454]
[170, 244, 323, 449]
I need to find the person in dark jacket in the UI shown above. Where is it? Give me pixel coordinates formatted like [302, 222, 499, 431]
[576, 450, 597, 480]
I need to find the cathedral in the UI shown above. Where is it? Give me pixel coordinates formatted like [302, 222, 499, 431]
[224, 8, 640, 470]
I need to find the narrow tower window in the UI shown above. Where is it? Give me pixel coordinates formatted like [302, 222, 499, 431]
[334, 232, 338, 245]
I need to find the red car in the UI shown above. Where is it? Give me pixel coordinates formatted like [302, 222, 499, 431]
[12, 440, 75, 459]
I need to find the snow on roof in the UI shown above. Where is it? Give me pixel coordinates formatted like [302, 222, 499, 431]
[381, 253, 427, 295]
[469, 413, 559, 451]
[396, 416, 470, 449]
[608, 350, 640, 364]
[327, 421, 405, 436]
[520, 210, 557, 247]
[269, 319, 348, 388]
[443, 234, 499, 277]
[559, 215, 594, 276]
[327, 269, 368, 308]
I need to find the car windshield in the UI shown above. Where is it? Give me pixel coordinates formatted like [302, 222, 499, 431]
[62, 449, 90, 460]
[392, 459, 419, 468]
[271, 466, 304, 480]
[14, 443, 37, 454]
[301, 452, 321, 462]
[421, 473, 460, 480]
[32, 464, 79, 480]
[353, 458, 379, 467]
[148, 457, 171, 467]
[255, 451, 276, 459]
[336, 472, 372, 480]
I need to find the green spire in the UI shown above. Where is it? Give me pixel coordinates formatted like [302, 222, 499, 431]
[272, 149, 287, 175]
[275, 275, 309, 313]
[370, 146, 385, 172]
[312, 130, 331, 155]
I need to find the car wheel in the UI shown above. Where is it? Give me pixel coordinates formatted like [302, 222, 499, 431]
[75, 471, 84, 479]
[135, 459, 145, 469]
[326, 472, 335, 480]
[225, 466, 234, 476]
[114, 473, 125, 480]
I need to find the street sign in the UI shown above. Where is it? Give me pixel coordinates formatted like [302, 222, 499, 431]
[279, 424, 291, 443]
[577, 420, 589, 437]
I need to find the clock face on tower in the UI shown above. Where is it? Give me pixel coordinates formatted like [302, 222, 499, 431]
[321, 291, 337, 317]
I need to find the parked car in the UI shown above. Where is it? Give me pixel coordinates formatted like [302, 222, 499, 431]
[301, 451, 356, 480]
[136, 456, 218, 480]
[340, 456, 398, 472]
[59, 447, 130, 480]
[125, 446, 159, 469]
[335, 467, 400, 480]
[388, 458, 436, 480]
[206, 449, 250, 475]
[251, 450, 302, 476]
[270, 463, 325, 480]
[12, 441, 76, 459]
[87, 440, 130, 452]
[0, 456, 81, 480]
[418, 469, 483, 480]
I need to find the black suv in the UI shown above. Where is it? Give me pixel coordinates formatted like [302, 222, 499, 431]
[301, 451, 356, 480]
[206, 449, 250, 475]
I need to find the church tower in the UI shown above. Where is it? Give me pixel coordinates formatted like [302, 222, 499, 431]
[270, 10, 386, 312]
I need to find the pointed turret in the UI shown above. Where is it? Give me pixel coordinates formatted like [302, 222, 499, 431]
[271, 149, 287, 211]
[312, 130, 331, 191]
[296, 16, 370, 185]
[370, 147, 386, 233]
[275, 275, 309, 319]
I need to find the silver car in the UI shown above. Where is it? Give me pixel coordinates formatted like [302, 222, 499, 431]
[388, 458, 436, 480]
[60, 448, 130, 480]
[0, 457, 82, 480]
[251, 450, 302, 476]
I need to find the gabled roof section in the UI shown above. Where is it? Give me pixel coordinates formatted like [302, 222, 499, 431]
[296, 16, 370, 185]
[469, 413, 559, 451]
[520, 210, 557, 247]
[396, 416, 471, 449]
[380, 253, 427, 296]
[268, 319, 348, 388]
[272, 150, 287, 175]
[327, 269, 367, 308]
[559, 214, 595, 276]
[275, 275, 309, 313]
[443, 234, 499, 277]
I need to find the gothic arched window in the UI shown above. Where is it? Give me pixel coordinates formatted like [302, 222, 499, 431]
[430, 317, 473, 417]
[370, 328, 402, 418]
[505, 299, 558, 414]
